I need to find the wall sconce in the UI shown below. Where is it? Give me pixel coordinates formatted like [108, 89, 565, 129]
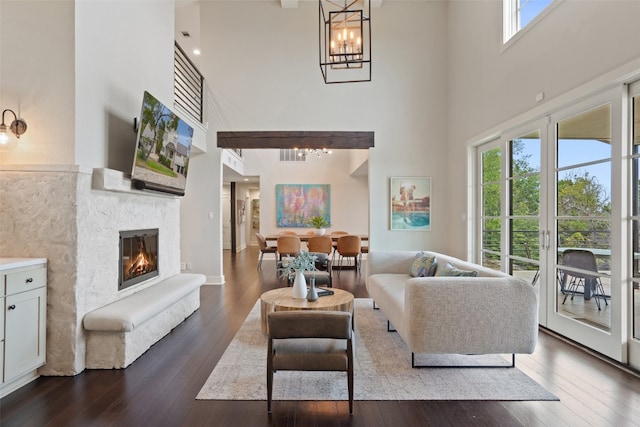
[0, 109, 28, 145]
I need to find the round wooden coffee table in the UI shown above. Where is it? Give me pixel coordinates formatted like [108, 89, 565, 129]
[259, 287, 354, 334]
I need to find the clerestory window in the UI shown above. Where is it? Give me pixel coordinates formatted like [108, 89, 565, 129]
[503, 0, 555, 45]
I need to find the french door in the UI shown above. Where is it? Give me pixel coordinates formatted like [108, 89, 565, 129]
[629, 80, 640, 369]
[479, 122, 547, 323]
[545, 89, 624, 360]
[478, 86, 631, 362]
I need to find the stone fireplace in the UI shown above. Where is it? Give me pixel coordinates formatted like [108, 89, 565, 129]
[0, 166, 182, 375]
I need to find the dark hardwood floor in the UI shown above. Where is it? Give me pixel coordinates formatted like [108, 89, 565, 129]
[2, 246, 640, 426]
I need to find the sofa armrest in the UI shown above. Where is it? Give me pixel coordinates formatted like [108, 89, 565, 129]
[404, 277, 538, 355]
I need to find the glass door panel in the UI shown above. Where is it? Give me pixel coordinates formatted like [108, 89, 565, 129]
[555, 104, 612, 331]
[508, 132, 541, 288]
[480, 147, 502, 270]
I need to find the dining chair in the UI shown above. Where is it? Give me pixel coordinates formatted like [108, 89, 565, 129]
[306, 236, 334, 286]
[276, 235, 301, 262]
[560, 249, 608, 310]
[308, 235, 333, 255]
[359, 243, 369, 271]
[330, 231, 349, 263]
[336, 235, 362, 274]
[278, 231, 298, 236]
[256, 233, 278, 270]
[267, 310, 353, 415]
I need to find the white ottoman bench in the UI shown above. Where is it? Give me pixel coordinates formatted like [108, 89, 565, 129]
[83, 273, 205, 369]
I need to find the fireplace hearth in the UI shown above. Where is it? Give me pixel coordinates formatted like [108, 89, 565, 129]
[119, 229, 159, 291]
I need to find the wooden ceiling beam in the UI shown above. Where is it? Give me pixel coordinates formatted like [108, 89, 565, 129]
[217, 131, 374, 149]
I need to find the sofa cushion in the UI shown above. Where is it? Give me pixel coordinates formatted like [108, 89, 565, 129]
[409, 252, 438, 277]
[435, 262, 478, 277]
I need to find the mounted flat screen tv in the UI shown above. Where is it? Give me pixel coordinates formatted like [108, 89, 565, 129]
[131, 91, 194, 196]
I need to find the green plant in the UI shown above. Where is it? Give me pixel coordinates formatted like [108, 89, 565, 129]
[307, 216, 330, 229]
[278, 251, 318, 280]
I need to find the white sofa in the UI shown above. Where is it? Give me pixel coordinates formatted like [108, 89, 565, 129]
[366, 251, 538, 367]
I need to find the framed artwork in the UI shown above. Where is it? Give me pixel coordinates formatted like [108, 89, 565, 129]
[237, 200, 245, 224]
[390, 177, 431, 231]
[251, 199, 260, 230]
[276, 184, 330, 227]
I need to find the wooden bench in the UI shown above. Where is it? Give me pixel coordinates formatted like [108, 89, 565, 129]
[83, 273, 205, 369]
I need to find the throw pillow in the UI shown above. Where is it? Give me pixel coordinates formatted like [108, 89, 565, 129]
[409, 252, 438, 277]
[435, 262, 478, 277]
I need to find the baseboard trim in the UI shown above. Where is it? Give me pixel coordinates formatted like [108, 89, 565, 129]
[539, 326, 640, 379]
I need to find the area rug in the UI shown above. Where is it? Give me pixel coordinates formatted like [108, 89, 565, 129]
[196, 298, 558, 401]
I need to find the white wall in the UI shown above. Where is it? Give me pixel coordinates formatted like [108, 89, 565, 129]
[180, 128, 223, 284]
[75, 0, 175, 169]
[198, 0, 450, 256]
[446, 0, 640, 258]
[0, 0, 75, 165]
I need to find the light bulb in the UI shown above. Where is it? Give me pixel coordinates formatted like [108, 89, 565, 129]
[0, 124, 9, 144]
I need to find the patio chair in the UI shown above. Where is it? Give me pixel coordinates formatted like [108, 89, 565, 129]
[560, 249, 608, 310]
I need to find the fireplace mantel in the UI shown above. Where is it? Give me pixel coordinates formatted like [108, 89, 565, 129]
[91, 168, 179, 199]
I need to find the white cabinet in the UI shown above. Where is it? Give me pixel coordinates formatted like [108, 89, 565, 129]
[0, 258, 47, 398]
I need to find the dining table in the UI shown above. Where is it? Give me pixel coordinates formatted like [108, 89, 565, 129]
[264, 233, 369, 243]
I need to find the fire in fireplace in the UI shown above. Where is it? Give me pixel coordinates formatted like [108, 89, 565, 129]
[119, 229, 159, 291]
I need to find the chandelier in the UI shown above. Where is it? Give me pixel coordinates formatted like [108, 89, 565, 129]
[319, 0, 371, 84]
[295, 147, 333, 159]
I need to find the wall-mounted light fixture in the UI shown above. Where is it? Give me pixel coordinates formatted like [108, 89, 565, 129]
[0, 109, 28, 145]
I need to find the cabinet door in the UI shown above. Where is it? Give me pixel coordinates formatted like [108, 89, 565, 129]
[1, 295, 4, 383]
[4, 287, 46, 382]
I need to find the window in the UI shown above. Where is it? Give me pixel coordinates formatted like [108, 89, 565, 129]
[503, 0, 555, 44]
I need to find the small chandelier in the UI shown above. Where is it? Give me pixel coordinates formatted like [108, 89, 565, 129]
[319, 0, 371, 84]
[294, 147, 333, 159]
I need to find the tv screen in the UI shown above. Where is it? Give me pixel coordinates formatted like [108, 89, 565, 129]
[131, 91, 194, 196]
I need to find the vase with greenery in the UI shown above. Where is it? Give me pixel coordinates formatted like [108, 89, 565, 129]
[307, 216, 331, 236]
[278, 251, 318, 299]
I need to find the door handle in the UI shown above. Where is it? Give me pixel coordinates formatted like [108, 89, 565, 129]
[545, 230, 551, 250]
[8, 304, 16, 310]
